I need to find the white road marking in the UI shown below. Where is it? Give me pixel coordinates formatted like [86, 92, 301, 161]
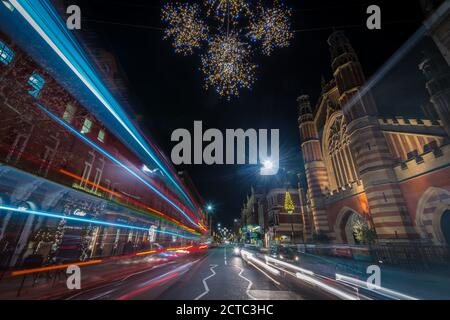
[224, 247, 227, 265]
[233, 265, 257, 300]
[194, 264, 218, 300]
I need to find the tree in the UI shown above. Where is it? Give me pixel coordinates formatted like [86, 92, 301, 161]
[284, 191, 295, 213]
[352, 215, 377, 245]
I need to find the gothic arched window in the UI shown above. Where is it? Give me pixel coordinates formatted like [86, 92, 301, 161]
[323, 111, 360, 191]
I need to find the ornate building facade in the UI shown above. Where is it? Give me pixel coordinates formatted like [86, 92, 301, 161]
[297, 29, 450, 245]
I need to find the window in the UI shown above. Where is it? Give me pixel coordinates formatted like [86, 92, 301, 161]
[80, 152, 95, 189]
[81, 118, 92, 134]
[63, 104, 76, 123]
[0, 40, 14, 65]
[97, 129, 106, 142]
[323, 112, 360, 190]
[91, 158, 105, 193]
[28, 72, 45, 97]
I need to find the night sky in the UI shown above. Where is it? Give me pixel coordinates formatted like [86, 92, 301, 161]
[60, 0, 434, 229]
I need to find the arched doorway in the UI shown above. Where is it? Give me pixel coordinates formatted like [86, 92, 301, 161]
[441, 210, 450, 245]
[416, 187, 450, 244]
[344, 213, 361, 244]
[335, 207, 370, 244]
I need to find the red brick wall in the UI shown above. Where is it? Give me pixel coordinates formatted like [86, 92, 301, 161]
[399, 167, 450, 223]
[326, 193, 370, 232]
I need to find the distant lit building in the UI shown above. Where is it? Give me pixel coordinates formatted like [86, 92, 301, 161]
[241, 186, 304, 247]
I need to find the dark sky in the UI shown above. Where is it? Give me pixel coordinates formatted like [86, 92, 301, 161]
[63, 0, 435, 229]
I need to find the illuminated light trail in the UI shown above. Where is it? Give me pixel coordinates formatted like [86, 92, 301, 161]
[8, 0, 197, 211]
[296, 272, 359, 300]
[59, 169, 199, 234]
[135, 250, 158, 256]
[335, 273, 418, 300]
[133, 124, 202, 214]
[11, 245, 208, 280]
[240, 250, 360, 300]
[0, 151, 200, 234]
[240, 250, 280, 276]
[116, 260, 199, 300]
[0, 143, 198, 232]
[35, 103, 202, 230]
[116, 272, 180, 300]
[0, 204, 198, 240]
[134, 245, 207, 257]
[167, 246, 193, 251]
[264, 255, 315, 276]
[11, 260, 103, 277]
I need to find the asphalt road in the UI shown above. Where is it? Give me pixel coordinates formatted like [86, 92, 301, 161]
[67, 247, 331, 300]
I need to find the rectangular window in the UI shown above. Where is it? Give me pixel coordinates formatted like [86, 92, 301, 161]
[97, 129, 105, 142]
[0, 40, 14, 65]
[28, 72, 45, 97]
[63, 104, 76, 123]
[81, 118, 92, 134]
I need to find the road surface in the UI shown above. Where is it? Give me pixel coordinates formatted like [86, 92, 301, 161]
[67, 247, 331, 300]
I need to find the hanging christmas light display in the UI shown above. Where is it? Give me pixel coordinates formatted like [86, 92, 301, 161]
[249, 1, 294, 56]
[161, 0, 294, 99]
[201, 32, 256, 99]
[161, 2, 209, 55]
[204, 0, 250, 21]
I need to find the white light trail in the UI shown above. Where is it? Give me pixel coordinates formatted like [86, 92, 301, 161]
[296, 272, 359, 300]
[335, 273, 418, 300]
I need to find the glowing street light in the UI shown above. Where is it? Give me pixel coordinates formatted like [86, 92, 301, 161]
[263, 160, 274, 170]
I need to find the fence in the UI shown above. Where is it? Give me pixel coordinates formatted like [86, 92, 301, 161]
[296, 243, 450, 271]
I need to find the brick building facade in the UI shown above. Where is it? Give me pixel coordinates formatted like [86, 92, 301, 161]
[297, 27, 450, 245]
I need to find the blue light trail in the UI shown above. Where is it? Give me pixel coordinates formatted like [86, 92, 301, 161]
[7, 0, 197, 212]
[36, 103, 200, 230]
[0, 204, 199, 240]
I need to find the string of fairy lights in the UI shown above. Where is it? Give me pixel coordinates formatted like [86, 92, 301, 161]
[161, 0, 294, 100]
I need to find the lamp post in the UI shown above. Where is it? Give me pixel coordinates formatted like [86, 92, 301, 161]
[259, 163, 300, 245]
[206, 203, 214, 238]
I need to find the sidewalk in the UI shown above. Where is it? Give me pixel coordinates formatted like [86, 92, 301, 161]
[297, 252, 450, 300]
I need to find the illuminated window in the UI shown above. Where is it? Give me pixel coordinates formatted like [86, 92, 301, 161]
[97, 129, 105, 142]
[63, 104, 76, 123]
[81, 118, 92, 134]
[28, 72, 45, 97]
[0, 40, 14, 65]
[323, 112, 360, 190]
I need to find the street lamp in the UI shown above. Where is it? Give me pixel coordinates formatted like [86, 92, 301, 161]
[260, 159, 279, 176]
[263, 160, 273, 170]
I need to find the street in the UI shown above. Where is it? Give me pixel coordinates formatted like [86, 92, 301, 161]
[66, 247, 330, 300]
[1, 0, 449, 303]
